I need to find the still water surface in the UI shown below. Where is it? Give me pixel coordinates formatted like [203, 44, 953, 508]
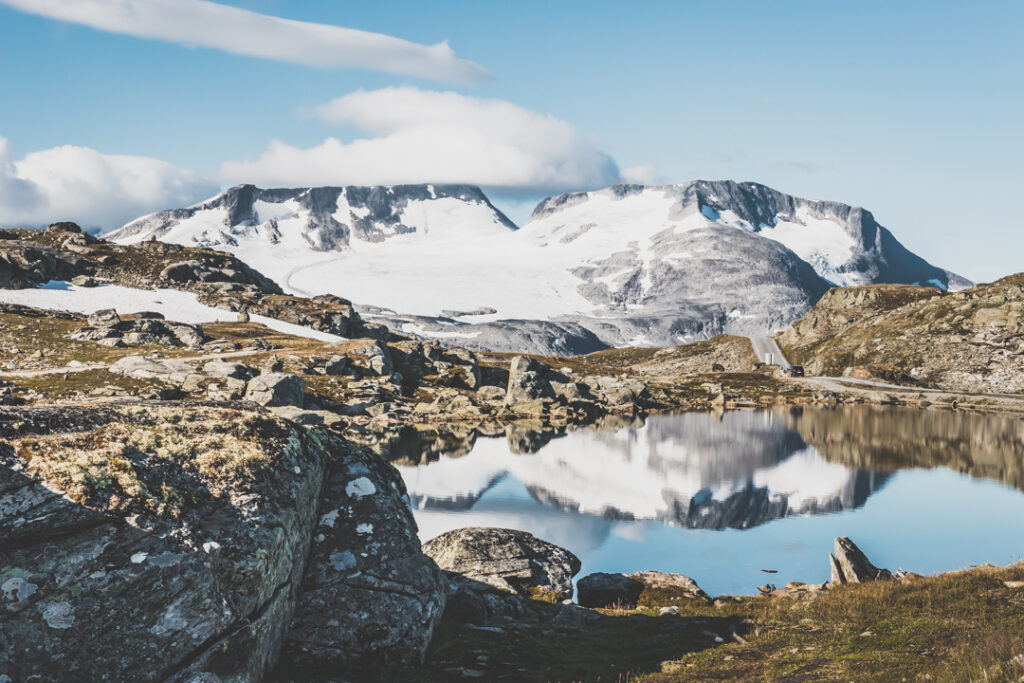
[393, 406, 1024, 596]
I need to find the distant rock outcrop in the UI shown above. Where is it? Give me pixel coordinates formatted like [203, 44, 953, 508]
[778, 275, 1024, 393]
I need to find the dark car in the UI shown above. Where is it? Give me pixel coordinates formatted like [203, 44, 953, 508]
[787, 365, 805, 377]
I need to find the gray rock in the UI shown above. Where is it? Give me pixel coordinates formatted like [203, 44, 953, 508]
[88, 308, 121, 327]
[203, 360, 257, 381]
[830, 536, 893, 584]
[504, 356, 554, 405]
[347, 339, 393, 376]
[160, 260, 204, 283]
[423, 527, 581, 597]
[578, 570, 714, 611]
[108, 356, 196, 381]
[322, 355, 348, 376]
[206, 377, 248, 401]
[476, 385, 506, 402]
[277, 442, 447, 674]
[576, 572, 644, 608]
[0, 405, 328, 682]
[244, 373, 305, 407]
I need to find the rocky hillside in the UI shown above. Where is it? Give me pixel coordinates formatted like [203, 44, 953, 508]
[777, 275, 1024, 393]
[106, 181, 967, 355]
[0, 222, 388, 340]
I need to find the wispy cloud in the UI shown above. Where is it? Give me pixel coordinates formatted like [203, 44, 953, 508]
[221, 87, 621, 195]
[0, 0, 489, 83]
[0, 136, 217, 229]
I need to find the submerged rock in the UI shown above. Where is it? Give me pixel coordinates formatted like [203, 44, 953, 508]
[423, 527, 581, 598]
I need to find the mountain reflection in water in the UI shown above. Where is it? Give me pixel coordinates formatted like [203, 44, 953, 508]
[390, 406, 1024, 595]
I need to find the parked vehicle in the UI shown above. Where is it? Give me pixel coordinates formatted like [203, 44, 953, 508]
[787, 365, 805, 377]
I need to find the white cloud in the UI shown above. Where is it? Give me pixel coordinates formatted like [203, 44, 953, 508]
[220, 87, 621, 194]
[621, 164, 660, 185]
[0, 136, 217, 229]
[0, 0, 487, 83]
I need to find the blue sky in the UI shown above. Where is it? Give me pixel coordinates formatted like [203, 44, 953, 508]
[0, 0, 1021, 282]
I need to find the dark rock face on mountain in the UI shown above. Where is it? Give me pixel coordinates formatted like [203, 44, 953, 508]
[532, 181, 970, 290]
[0, 404, 447, 681]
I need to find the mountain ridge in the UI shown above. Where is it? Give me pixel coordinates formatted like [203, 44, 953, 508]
[107, 179, 969, 354]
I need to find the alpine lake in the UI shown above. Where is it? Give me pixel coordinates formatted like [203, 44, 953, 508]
[390, 405, 1024, 597]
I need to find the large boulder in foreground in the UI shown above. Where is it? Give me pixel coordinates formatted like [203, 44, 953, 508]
[1, 403, 448, 681]
[0, 405, 327, 682]
[829, 536, 894, 584]
[277, 442, 447, 676]
[577, 571, 712, 609]
[423, 527, 581, 598]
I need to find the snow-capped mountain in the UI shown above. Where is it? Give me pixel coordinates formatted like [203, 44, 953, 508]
[109, 180, 968, 354]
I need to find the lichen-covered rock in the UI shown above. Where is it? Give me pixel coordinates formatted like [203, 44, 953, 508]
[0, 405, 328, 682]
[87, 308, 120, 326]
[276, 441, 448, 676]
[1, 403, 450, 681]
[244, 373, 305, 407]
[423, 527, 581, 598]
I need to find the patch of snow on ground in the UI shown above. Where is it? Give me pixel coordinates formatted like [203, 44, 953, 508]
[0, 282, 343, 342]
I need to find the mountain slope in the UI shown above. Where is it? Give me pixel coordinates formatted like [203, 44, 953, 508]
[109, 181, 968, 354]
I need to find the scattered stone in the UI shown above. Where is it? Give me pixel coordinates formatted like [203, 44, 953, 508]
[244, 373, 305, 407]
[577, 572, 643, 608]
[476, 385, 506, 402]
[829, 536, 893, 584]
[505, 356, 554, 405]
[202, 359, 257, 381]
[88, 308, 121, 326]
